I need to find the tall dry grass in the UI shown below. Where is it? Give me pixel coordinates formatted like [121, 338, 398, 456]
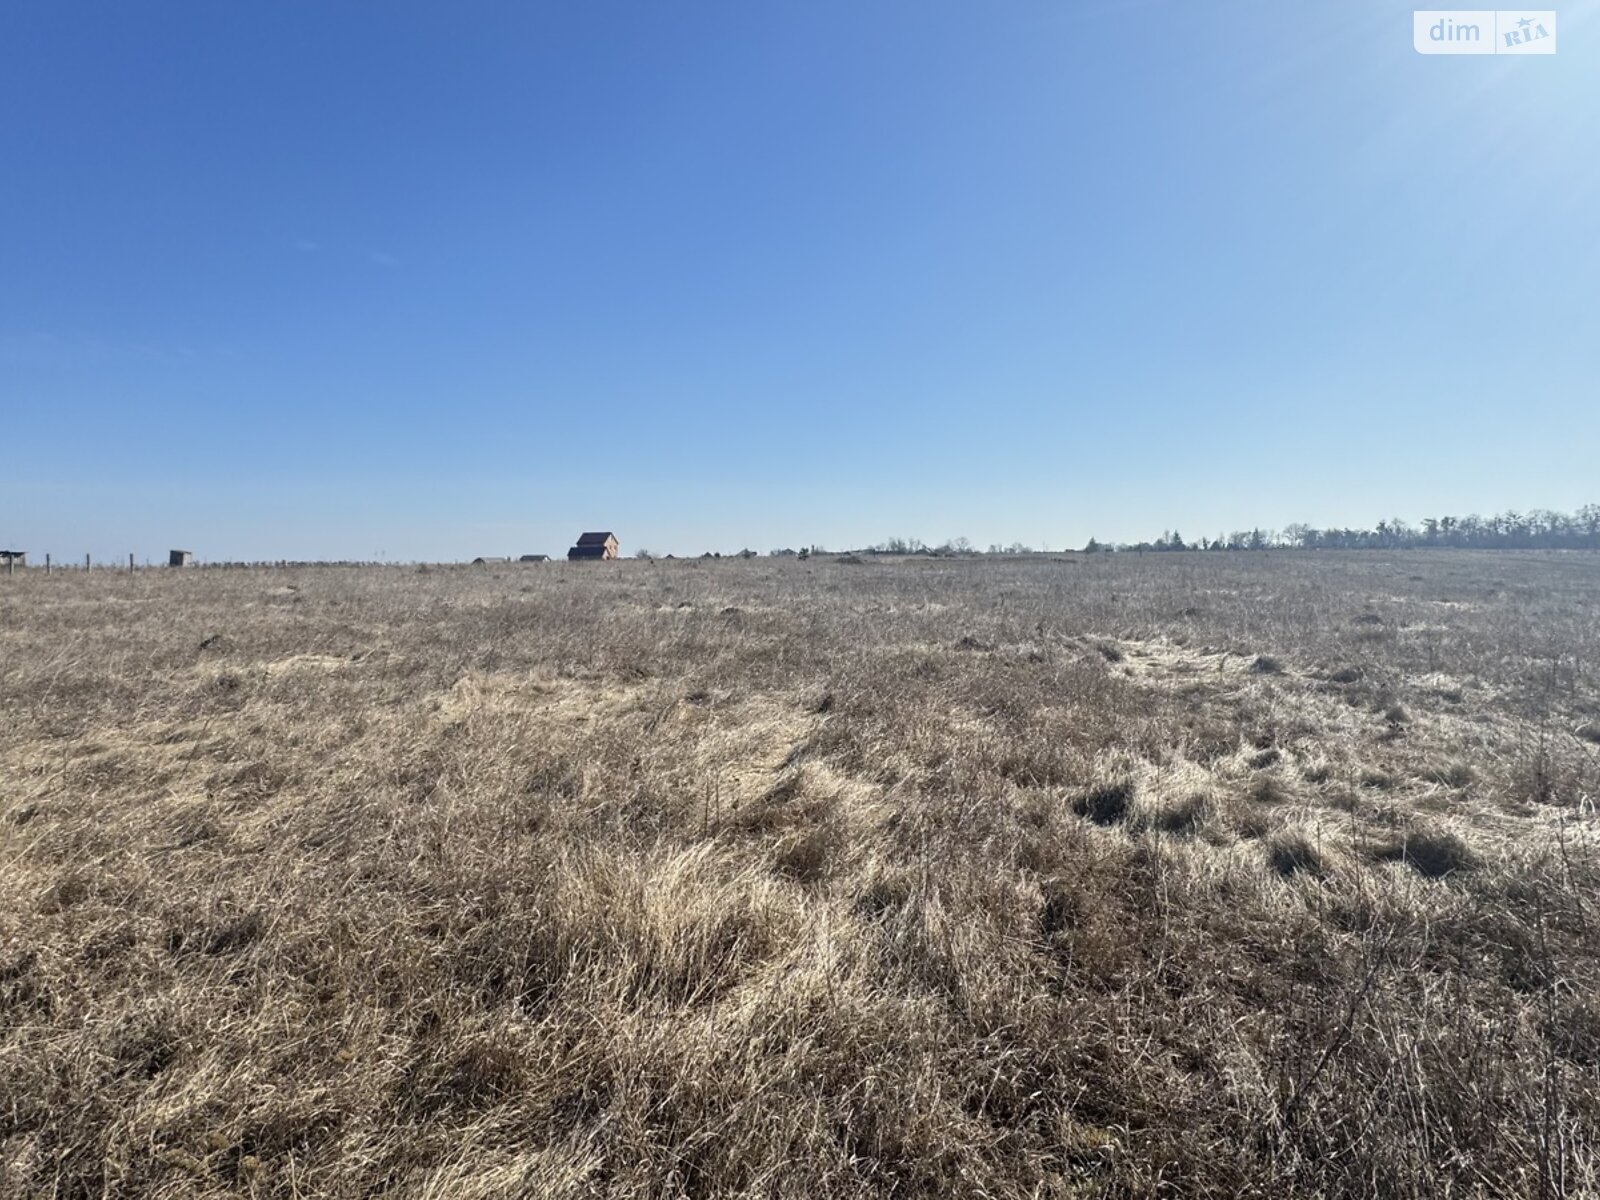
[1, 551, 1598, 1197]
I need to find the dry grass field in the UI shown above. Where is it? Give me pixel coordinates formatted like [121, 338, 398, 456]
[2, 551, 1599, 1198]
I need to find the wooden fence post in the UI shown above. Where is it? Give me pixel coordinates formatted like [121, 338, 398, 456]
[129, 553, 135, 576]
[45, 553, 51, 575]
[85, 553, 91, 571]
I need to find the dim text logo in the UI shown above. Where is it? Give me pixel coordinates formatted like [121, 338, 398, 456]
[1414, 10, 1556, 53]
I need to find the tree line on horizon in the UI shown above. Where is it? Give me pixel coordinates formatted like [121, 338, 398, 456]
[830, 505, 1600, 558]
[1100, 504, 1600, 553]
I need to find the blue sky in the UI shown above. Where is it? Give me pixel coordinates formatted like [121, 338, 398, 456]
[3, 1, 1597, 560]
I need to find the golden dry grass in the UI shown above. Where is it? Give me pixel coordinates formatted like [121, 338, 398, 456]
[2, 551, 1598, 1197]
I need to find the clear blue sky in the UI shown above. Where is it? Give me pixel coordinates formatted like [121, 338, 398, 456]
[3, 2, 1596, 560]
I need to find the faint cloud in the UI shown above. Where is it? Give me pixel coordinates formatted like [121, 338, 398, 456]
[292, 238, 321, 253]
[369, 250, 400, 268]
[0, 330, 214, 365]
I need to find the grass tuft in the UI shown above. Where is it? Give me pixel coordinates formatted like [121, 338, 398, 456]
[1266, 831, 1325, 877]
[1072, 781, 1134, 825]
[1374, 829, 1479, 878]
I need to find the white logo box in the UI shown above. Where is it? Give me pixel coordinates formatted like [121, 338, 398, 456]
[1414, 10, 1556, 54]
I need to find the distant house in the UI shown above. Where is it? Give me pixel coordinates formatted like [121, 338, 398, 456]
[168, 550, 193, 567]
[567, 531, 619, 561]
[519, 554, 550, 563]
[1, 550, 25, 569]
[472, 556, 510, 565]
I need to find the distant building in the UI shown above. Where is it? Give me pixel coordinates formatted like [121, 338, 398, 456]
[168, 550, 193, 567]
[1, 550, 25, 568]
[567, 531, 619, 561]
[472, 556, 510, 565]
[519, 554, 550, 563]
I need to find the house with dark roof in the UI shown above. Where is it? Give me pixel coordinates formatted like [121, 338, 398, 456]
[567, 531, 619, 561]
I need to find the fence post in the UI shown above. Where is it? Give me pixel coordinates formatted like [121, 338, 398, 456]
[85, 553, 91, 571]
[46, 553, 51, 575]
[129, 553, 135, 576]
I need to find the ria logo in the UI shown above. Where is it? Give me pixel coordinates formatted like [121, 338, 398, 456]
[1414, 10, 1557, 53]
[1502, 13, 1552, 46]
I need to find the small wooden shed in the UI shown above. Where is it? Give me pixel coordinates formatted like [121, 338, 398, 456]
[567, 531, 619, 561]
[168, 550, 193, 567]
[519, 554, 550, 563]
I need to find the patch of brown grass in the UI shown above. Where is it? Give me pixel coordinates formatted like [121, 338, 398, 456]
[1, 551, 1598, 1197]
